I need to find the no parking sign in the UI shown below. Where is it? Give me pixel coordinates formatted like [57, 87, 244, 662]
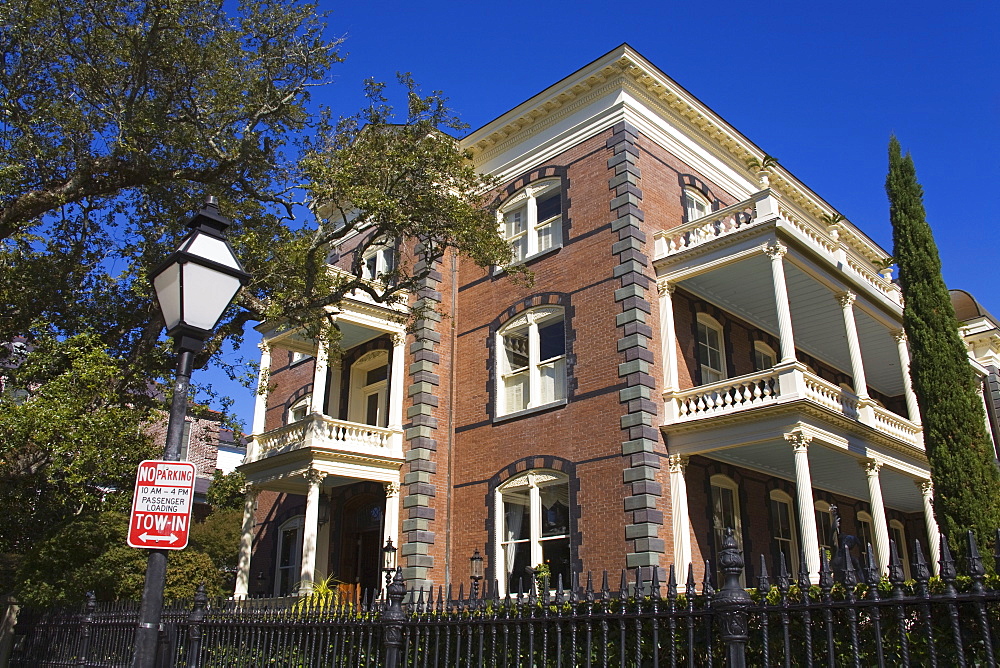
[127, 460, 196, 550]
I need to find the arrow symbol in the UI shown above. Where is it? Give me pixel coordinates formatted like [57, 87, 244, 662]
[139, 533, 178, 544]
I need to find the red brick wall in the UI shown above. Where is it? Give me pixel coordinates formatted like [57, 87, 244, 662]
[264, 348, 315, 432]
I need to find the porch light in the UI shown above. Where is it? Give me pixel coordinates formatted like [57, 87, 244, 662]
[150, 196, 250, 352]
[382, 537, 397, 575]
[470, 548, 484, 582]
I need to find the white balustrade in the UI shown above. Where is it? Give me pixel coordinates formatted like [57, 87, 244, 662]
[670, 369, 780, 419]
[802, 373, 859, 418]
[252, 415, 396, 461]
[870, 404, 921, 446]
[656, 196, 762, 256]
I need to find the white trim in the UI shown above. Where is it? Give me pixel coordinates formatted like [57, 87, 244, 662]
[496, 307, 566, 417]
[498, 179, 563, 265]
[696, 313, 726, 384]
[768, 489, 799, 575]
[275, 516, 305, 596]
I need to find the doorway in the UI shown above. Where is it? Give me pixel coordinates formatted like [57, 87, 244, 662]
[339, 493, 384, 595]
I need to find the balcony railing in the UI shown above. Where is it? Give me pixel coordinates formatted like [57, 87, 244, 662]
[248, 414, 403, 463]
[664, 364, 922, 449]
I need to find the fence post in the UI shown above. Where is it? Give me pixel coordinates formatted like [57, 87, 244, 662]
[77, 592, 96, 667]
[383, 567, 406, 668]
[715, 528, 751, 668]
[186, 584, 208, 668]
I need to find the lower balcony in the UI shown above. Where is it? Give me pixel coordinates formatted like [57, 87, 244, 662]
[664, 362, 922, 449]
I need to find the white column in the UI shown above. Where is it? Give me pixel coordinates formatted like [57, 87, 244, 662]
[786, 429, 820, 580]
[668, 455, 692, 579]
[310, 339, 329, 415]
[525, 187, 539, 257]
[382, 480, 401, 557]
[918, 480, 941, 576]
[234, 484, 258, 598]
[837, 292, 871, 405]
[388, 335, 406, 436]
[299, 469, 326, 594]
[248, 343, 272, 462]
[861, 459, 891, 574]
[764, 242, 797, 364]
[893, 331, 922, 424]
[658, 281, 679, 393]
[527, 314, 541, 409]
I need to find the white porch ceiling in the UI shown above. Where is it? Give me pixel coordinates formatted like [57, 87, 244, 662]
[679, 254, 904, 397]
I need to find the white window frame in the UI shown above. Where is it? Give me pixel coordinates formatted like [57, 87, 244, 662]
[814, 500, 834, 555]
[498, 180, 563, 264]
[288, 396, 311, 424]
[710, 474, 743, 585]
[361, 245, 396, 282]
[348, 350, 390, 427]
[494, 470, 570, 595]
[683, 187, 712, 222]
[496, 307, 566, 417]
[889, 519, 911, 580]
[275, 516, 304, 596]
[696, 313, 726, 385]
[753, 341, 776, 372]
[856, 511, 875, 556]
[291, 350, 313, 365]
[769, 489, 798, 575]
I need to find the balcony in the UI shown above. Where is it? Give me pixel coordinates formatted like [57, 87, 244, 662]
[247, 413, 404, 465]
[664, 363, 922, 450]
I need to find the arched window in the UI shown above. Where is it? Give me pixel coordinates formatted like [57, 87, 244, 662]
[275, 516, 304, 596]
[711, 474, 743, 585]
[753, 341, 776, 372]
[856, 511, 875, 554]
[361, 244, 397, 282]
[769, 489, 798, 574]
[495, 470, 570, 594]
[814, 500, 834, 555]
[696, 313, 726, 384]
[288, 396, 311, 424]
[348, 350, 389, 427]
[497, 307, 566, 416]
[889, 519, 910, 580]
[499, 180, 563, 263]
[683, 187, 712, 222]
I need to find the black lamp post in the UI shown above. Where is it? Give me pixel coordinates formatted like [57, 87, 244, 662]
[131, 197, 249, 668]
[470, 548, 484, 600]
[382, 538, 398, 591]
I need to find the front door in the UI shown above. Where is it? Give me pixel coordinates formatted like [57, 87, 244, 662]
[339, 494, 384, 594]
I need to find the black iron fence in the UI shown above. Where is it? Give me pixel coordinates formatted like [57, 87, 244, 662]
[8, 528, 1000, 667]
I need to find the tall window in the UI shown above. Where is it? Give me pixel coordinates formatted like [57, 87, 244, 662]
[856, 511, 875, 554]
[349, 350, 389, 427]
[683, 187, 711, 222]
[499, 180, 562, 263]
[696, 313, 726, 384]
[889, 520, 910, 580]
[497, 307, 566, 416]
[814, 501, 834, 557]
[753, 341, 776, 372]
[711, 475, 743, 586]
[275, 516, 304, 596]
[769, 490, 798, 574]
[496, 470, 570, 594]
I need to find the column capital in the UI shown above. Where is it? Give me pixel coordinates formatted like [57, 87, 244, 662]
[258, 341, 272, 354]
[304, 469, 327, 486]
[656, 279, 676, 295]
[860, 458, 882, 476]
[784, 428, 812, 452]
[918, 479, 934, 497]
[668, 454, 689, 473]
[384, 481, 401, 497]
[241, 482, 260, 499]
[892, 329, 907, 344]
[836, 290, 857, 308]
[761, 241, 787, 260]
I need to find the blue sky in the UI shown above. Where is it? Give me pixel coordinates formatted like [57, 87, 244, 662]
[209, 0, 1000, 427]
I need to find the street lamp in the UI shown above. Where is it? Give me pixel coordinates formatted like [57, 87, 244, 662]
[132, 197, 250, 668]
[469, 548, 484, 601]
[382, 537, 398, 589]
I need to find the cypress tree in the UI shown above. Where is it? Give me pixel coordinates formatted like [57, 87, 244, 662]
[887, 136, 1000, 544]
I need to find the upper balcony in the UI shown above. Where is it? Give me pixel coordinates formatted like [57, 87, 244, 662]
[246, 413, 403, 465]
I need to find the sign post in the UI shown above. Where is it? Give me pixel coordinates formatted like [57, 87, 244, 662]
[128, 460, 196, 550]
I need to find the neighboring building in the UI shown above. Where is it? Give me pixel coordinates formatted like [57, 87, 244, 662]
[234, 45, 991, 598]
[952, 290, 1000, 459]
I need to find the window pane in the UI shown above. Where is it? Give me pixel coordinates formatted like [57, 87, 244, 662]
[537, 191, 561, 222]
[816, 510, 833, 550]
[770, 499, 792, 540]
[504, 331, 529, 371]
[540, 484, 569, 537]
[539, 359, 565, 404]
[505, 208, 526, 236]
[503, 489, 530, 541]
[366, 392, 381, 425]
[502, 541, 532, 592]
[538, 319, 565, 361]
[540, 537, 571, 588]
[366, 364, 388, 385]
[504, 372, 528, 412]
[511, 235, 527, 261]
[857, 519, 874, 552]
[537, 221, 554, 252]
